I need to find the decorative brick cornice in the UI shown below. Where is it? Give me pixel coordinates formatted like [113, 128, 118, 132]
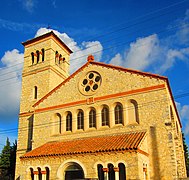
[22, 31, 73, 54]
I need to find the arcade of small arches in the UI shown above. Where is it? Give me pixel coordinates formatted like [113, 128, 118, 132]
[28, 166, 50, 180]
[55, 51, 66, 64]
[31, 49, 45, 65]
[51, 100, 139, 135]
[27, 161, 130, 180]
[30, 49, 67, 66]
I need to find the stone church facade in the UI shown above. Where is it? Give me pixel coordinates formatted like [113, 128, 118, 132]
[15, 31, 186, 180]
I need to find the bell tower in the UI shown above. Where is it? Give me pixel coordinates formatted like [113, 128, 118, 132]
[20, 31, 72, 113]
[15, 32, 72, 178]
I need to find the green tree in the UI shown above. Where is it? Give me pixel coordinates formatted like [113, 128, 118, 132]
[0, 138, 17, 180]
[183, 132, 189, 177]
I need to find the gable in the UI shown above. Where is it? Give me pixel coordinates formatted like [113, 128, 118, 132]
[33, 61, 167, 110]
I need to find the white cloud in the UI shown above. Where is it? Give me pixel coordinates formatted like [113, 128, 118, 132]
[109, 9, 189, 74]
[110, 34, 160, 71]
[109, 53, 123, 66]
[21, 0, 36, 13]
[52, 0, 57, 8]
[35, 28, 103, 73]
[157, 48, 189, 74]
[174, 9, 189, 45]
[125, 34, 159, 70]
[0, 18, 45, 32]
[0, 49, 24, 122]
[0, 28, 102, 123]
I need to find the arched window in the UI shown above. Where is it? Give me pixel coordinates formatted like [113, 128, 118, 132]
[119, 163, 126, 180]
[55, 51, 59, 63]
[108, 163, 115, 180]
[31, 52, 34, 65]
[36, 50, 40, 63]
[59, 54, 62, 64]
[45, 167, 50, 180]
[30, 168, 34, 180]
[102, 106, 109, 126]
[128, 99, 139, 124]
[38, 167, 42, 180]
[115, 103, 123, 124]
[66, 112, 72, 131]
[89, 109, 96, 128]
[53, 113, 62, 134]
[97, 164, 104, 180]
[34, 86, 37, 99]
[77, 110, 84, 130]
[41, 49, 45, 62]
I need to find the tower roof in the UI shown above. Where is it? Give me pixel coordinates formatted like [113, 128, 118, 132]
[22, 31, 73, 54]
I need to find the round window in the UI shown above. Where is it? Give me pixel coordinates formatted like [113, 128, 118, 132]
[79, 71, 102, 95]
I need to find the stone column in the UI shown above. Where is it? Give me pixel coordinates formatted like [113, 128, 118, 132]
[33, 171, 39, 180]
[84, 110, 89, 131]
[72, 113, 77, 132]
[123, 104, 127, 126]
[61, 114, 65, 133]
[103, 168, 109, 180]
[114, 167, 119, 180]
[41, 170, 46, 180]
[109, 106, 114, 128]
[96, 108, 101, 129]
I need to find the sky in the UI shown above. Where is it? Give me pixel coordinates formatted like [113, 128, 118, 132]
[0, 0, 189, 151]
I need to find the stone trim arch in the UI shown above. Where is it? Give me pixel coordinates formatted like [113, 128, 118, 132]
[57, 159, 87, 180]
[115, 160, 128, 167]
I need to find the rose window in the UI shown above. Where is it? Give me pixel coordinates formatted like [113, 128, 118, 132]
[79, 71, 102, 95]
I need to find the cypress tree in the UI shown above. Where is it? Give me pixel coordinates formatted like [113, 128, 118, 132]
[0, 137, 11, 179]
[0, 138, 17, 180]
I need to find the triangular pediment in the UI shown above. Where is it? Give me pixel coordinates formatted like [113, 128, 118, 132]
[33, 61, 168, 110]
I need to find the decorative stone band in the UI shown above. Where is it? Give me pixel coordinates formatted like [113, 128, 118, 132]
[102, 168, 109, 172]
[113, 167, 119, 172]
[41, 171, 46, 174]
[33, 171, 39, 175]
[31, 84, 166, 114]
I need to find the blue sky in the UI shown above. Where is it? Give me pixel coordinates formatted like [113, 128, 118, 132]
[0, 0, 189, 151]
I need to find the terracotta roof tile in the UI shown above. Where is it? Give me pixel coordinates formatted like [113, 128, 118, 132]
[21, 131, 146, 159]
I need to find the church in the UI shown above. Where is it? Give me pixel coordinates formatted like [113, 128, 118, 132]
[15, 31, 187, 180]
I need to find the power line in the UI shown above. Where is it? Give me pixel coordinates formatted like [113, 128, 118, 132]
[0, 22, 188, 85]
[0, 0, 188, 73]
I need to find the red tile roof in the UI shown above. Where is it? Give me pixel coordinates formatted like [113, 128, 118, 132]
[21, 131, 146, 159]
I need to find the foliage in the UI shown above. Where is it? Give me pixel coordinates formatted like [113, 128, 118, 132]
[0, 138, 17, 180]
[183, 132, 189, 177]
